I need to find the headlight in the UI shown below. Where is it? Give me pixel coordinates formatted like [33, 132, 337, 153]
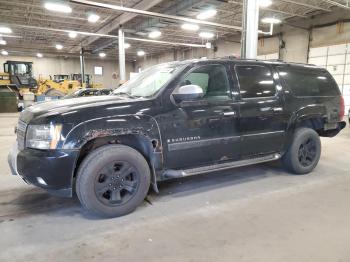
[26, 124, 62, 149]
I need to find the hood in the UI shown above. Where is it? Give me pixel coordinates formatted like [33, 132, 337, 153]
[20, 95, 148, 124]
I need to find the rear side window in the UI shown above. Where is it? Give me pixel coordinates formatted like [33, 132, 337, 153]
[277, 66, 340, 97]
[235, 65, 276, 99]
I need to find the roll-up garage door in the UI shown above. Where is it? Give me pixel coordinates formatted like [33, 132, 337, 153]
[309, 44, 350, 115]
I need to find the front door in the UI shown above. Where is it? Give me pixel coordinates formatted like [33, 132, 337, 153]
[158, 63, 240, 169]
[233, 63, 287, 157]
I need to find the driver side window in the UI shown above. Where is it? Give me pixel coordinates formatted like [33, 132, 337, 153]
[180, 64, 231, 101]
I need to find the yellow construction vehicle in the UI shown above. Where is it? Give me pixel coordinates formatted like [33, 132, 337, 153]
[37, 74, 103, 97]
[0, 61, 38, 97]
[37, 74, 82, 97]
[71, 74, 103, 89]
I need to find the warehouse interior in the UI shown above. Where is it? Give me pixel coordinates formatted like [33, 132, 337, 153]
[1, 0, 350, 261]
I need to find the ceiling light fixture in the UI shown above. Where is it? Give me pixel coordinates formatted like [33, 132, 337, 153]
[44, 1, 72, 13]
[55, 44, 63, 50]
[0, 39, 6, 45]
[199, 31, 214, 39]
[88, 13, 100, 23]
[99, 52, 106, 58]
[261, 17, 281, 24]
[37, 53, 43, 58]
[124, 43, 131, 49]
[68, 31, 77, 38]
[0, 27, 12, 34]
[196, 9, 217, 20]
[148, 30, 161, 39]
[137, 50, 145, 56]
[1, 50, 8, 55]
[181, 23, 200, 31]
[259, 0, 272, 7]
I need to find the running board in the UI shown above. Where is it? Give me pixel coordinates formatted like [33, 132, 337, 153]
[162, 153, 281, 179]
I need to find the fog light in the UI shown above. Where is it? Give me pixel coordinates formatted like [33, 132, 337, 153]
[37, 177, 47, 186]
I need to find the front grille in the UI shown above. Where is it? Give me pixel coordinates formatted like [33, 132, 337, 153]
[17, 120, 27, 151]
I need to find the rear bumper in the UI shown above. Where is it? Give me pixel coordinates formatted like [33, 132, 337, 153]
[320, 121, 346, 137]
[8, 143, 79, 197]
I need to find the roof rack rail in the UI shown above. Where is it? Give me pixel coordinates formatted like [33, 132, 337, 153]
[218, 55, 241, 60]
[265, 59, 284, 62]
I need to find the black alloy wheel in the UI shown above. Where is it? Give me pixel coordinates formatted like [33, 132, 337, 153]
[94, 161, 139, 206]
[298, 138, 317, 167]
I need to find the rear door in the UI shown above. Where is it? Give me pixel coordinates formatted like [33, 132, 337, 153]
[232, 63, 288, 157]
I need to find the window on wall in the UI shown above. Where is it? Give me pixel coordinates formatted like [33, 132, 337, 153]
[94, 66, 103, 76]
[235, 65, 276, 99]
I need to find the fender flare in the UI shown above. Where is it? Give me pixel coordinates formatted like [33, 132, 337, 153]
[283, 104, 327, 151]
[62, 114, 163, 193]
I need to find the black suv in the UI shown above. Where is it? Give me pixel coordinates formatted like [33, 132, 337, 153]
[8, 59, 346, 217]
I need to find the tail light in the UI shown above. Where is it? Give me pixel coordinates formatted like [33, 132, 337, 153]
[340, 96, 345, 120]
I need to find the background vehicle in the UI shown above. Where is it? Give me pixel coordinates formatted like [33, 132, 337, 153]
[37, 74, 82, 97]
[62, 88, 113, 99]
[1, 61, 37, 97]
[8, 59, 346, 218]
[71, 74, 103, 89]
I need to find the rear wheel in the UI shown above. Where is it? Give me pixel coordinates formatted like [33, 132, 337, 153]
[76, 145, 151, 217]
[282, 128, 321, 175]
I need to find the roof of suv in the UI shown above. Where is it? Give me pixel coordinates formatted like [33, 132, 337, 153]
[169, 57, 320, 70]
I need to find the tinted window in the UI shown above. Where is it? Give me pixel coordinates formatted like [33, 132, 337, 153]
[236, 65, 276, 99]
[181, 64, 230, 100]
[277, 66, 340, 97]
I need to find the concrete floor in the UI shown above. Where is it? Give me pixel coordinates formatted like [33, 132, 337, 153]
[1, 113, 350, 262]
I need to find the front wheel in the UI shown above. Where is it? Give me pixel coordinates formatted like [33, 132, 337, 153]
[282, 128, 321, 175]
[76, 145, 151, 217]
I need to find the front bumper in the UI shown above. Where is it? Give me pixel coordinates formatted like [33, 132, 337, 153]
[8, 143, 79, 197]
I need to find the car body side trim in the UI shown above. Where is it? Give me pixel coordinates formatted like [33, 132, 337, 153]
[168, 135, 240, 151]
[242, 130, 285, 138]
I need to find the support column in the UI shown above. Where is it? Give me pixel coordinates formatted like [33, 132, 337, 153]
[241, 0, 260, 59]
[118, 27, 126, 81]
[80, 48, 86, 86]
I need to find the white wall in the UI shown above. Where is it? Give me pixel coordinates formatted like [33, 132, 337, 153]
[135, 21, 350, 71]
[0, 55, 133, 89]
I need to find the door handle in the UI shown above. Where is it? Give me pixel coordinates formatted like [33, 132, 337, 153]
[223, 111, 237, 116]
[272, 107, 283, 112]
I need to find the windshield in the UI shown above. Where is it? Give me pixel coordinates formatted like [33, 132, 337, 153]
[113, 63, 182, 98]
[5, 63, 33, 76]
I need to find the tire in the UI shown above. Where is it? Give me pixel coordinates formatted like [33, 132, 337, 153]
[282, 128, 321, 175]
[76, 145, 151, 217]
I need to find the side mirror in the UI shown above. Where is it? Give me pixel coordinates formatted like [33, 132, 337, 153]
[172, 84, 204, 103]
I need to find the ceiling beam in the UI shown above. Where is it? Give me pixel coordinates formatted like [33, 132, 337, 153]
[321, 0, 350, 10]
[221, 1, 308, 18]
[279, 0, 332, 12]
[70, 0, 164, 52]
[4, 23, 207, 49]
[70, 0, 242, 30]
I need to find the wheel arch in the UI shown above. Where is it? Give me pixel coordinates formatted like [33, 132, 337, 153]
[66, 115, 163, 193]
[283, 105, 327, 153]
[288, 104, 328, 134]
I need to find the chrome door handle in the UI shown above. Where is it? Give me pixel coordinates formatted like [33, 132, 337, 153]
[272, 107, 283, 112]
[223, 111, 236, 116]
